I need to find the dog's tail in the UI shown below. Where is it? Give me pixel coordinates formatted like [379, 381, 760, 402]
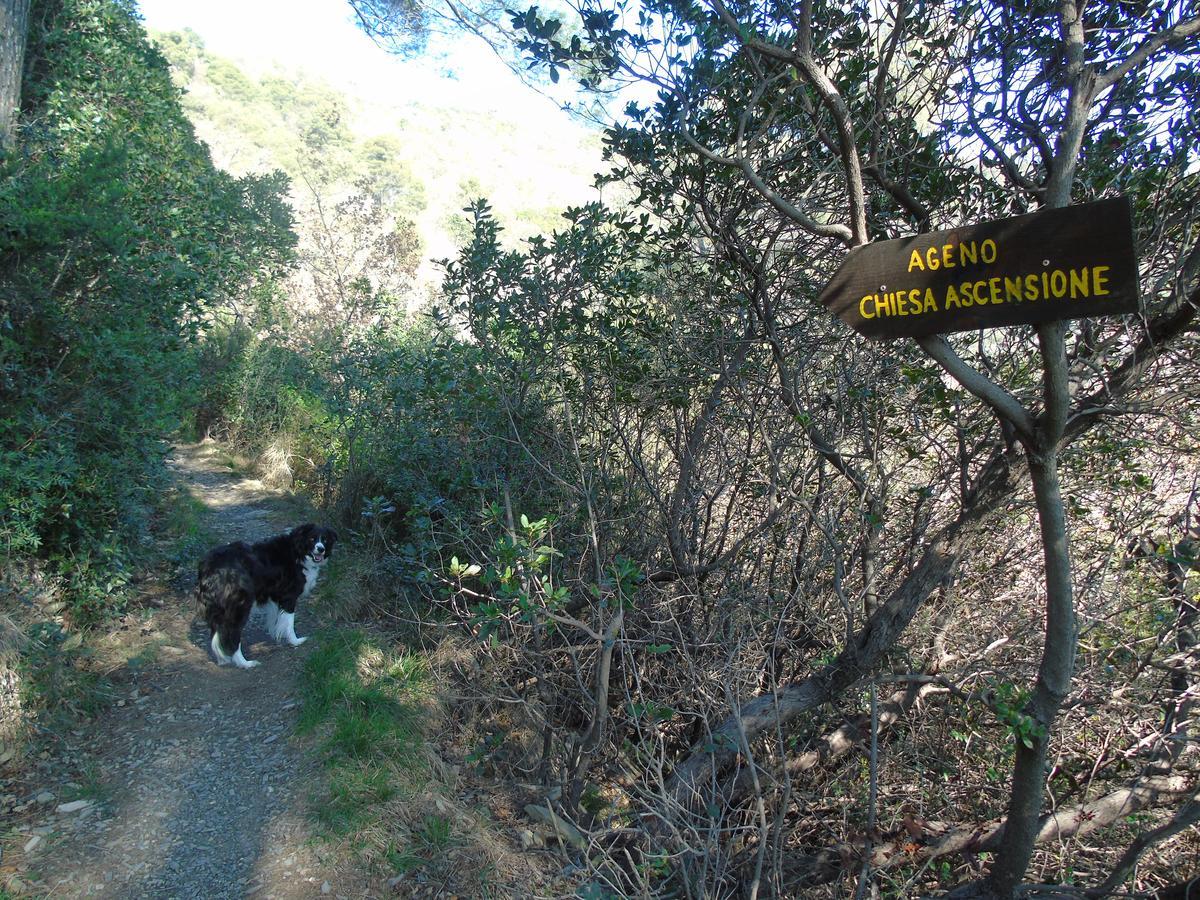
[197, 565, 258, 630]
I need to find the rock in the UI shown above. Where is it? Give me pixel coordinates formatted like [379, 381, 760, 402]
[57, 800, 92, 814]
[22, 835, 41, 853]
[518, 828, 543, 850]
[321, 882, 332, 894]
[36, 791, 54, 804]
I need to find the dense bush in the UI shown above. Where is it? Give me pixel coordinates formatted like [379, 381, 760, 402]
[0, 0, 293, 620]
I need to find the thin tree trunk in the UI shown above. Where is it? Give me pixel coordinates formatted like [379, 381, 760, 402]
[978, 4, 1100, 887]
[0, 0, 31, 149]
[985, 439, 1076, 896]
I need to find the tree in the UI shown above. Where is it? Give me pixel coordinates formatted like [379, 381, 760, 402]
[0, 0, 31, 148]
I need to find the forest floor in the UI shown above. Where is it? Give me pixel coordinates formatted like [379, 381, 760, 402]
[1, 444, 552, 899]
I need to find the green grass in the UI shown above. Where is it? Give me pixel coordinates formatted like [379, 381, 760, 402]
[161, 488, 208, 540]
[125, 636, 168, 672]
[16, 622, 115, 735]
[65, 760, 112, 806]
[314, 764, 399, 832]
[297, 628, 428, 835]
[214, 449, 254, 477]
[158, 486, 214, 572]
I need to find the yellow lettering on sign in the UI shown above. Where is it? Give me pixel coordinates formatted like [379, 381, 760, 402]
[989, 277, 1002, 304]
[856, 263, 1118, 326]
[1070, 269, 1089, 298]
[1050, 270, 1068, 298]
[909, 240, 1001, 273]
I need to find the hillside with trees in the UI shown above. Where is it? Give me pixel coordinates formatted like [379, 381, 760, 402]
[2, 0, 1198, 898]
[150, 27, 604, 266]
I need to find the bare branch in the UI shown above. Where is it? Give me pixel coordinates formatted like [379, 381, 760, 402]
[704, 0, 868, 244]
[1096, 15, 1200, 92]
[677, 121, 854, 243]
[916, 335, 1036, 444]
[1088, 794, 1200, 897]
[777, 775, 1194, 889]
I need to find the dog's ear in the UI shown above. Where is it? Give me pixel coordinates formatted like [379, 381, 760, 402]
[324, 528, 338, 549]
[291, 523, 316, 551]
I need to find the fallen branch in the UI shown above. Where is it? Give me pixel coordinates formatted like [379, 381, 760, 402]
[723, 676, 945, 805]
[1088, 794, 1200, 897]
[668, 446, 1013, 809]
[775, 774, 1194, 889]
[524, 802, 590, 851]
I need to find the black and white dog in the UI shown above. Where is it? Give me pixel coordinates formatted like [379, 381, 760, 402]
[198, 524, 337, 669]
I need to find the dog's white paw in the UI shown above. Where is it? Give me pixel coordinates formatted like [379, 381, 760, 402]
[276, 611, 306, 647]
[211, 632, 233, 665]
[231, 646, 260, 669]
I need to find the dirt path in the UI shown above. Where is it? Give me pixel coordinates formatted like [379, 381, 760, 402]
[12, 444, 368, 899]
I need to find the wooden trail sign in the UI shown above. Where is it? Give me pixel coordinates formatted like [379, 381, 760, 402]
[818, 196, 1140, 339]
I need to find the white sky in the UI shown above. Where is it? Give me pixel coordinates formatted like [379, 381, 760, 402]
[136, 0, 581, 122]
